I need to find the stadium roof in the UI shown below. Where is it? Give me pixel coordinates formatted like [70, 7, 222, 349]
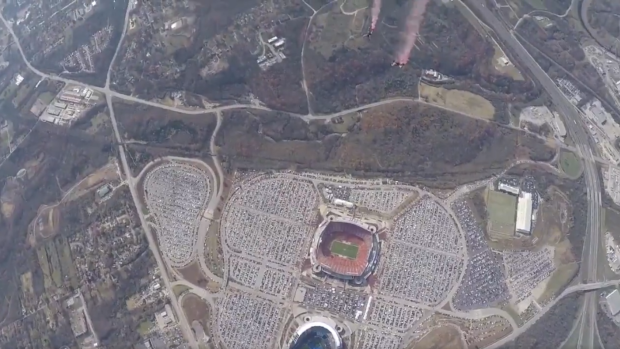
[516, 192, 533, 234]
[498, 183, 520, 195]
[289, 322, 342, 349]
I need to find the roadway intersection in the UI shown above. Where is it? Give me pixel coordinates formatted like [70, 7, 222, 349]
[0, 2, 614, 348]
[466, 1, 604, 348]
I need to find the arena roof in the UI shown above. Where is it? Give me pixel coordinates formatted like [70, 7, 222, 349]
[289, 322, 343, 349]
[516, 192, 533, 234]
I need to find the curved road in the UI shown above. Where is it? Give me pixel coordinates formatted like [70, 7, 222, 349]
[0, 5, 607, 347]
[467, 2, 604, 349]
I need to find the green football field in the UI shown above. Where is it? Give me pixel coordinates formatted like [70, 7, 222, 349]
[330, 241, 359, 259]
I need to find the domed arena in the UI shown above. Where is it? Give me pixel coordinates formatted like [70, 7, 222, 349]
[289, 322, 343, 349]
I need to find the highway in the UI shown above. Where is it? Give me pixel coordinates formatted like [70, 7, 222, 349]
[0, 13, 201, 349]
[106, 93, 199, 348]
[0, 3, 607, 347]
[464, 1, 603, 348]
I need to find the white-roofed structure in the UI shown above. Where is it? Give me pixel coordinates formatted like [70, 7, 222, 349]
[606, 289, 620, 316]
[288, 317, 343, 349]
[498, 183, 520, 196]
[515, 192, 533, 234]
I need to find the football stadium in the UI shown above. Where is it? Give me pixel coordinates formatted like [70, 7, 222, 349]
[288, 319, 343, 349]
[310, 216, 380, 284]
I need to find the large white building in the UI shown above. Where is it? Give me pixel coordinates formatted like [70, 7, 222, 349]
[498, 183, 520, 196]
[515, 192, 533, 234]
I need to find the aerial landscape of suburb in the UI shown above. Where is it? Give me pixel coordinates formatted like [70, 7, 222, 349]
[4, 0, 620, 348]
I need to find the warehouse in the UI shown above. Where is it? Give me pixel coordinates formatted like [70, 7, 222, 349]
[515, 192, 533, 234]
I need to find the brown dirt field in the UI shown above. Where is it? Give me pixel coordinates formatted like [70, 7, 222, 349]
[64, 163, 118, 201]
[410, 326, 464, 349]
[33, 205, 61, 240]
[181, 294, 211, 324]
[419, 84, 496, 120]
[177, 262, 220, 293]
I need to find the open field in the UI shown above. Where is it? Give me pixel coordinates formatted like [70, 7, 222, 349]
[37, 91, 55, 104]
[62, 162, 118, 201]
[181, 293, 211, 324]
[33, 205, 60, 239]
[173, 285, 191, 297]
[36, 246, 53, 291]
[419, 84, 496, 120]
[137, 320, 155, 336]
[409, 326, 464, 349]
[605, 207, 620, 243]
[486, 189, 517, 240]
[330, 241, 359, 259]
[19, 271, 37, 312]
[46, 242, 62, 288]
[341, 0, 369, 13]
[559, 150, 583, 178]
[177, 262, 220, 293]
[537, 262, 579, 303]
[205, 201, 226, 279]
[310, 11, 358, 58]
[491, 40, 524, 80]
[55, 236, 79, 289]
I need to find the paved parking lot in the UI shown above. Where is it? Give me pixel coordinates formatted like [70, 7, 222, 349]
[379, 198, 464, 306]
[144, 163, 210, 266]
[504, 247, 555, 302]
[367, 297, 423, 332]
[451, 199, 509, 310]
[354, 329, 402, 349]
[216, 291, 284, 349]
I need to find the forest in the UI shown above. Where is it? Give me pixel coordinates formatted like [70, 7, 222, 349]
[216, 103, 557, 188]
[499, 292, 584, 349]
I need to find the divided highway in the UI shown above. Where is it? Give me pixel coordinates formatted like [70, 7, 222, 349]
[465, 2, 603, 348]
[0, 3, 608, 347]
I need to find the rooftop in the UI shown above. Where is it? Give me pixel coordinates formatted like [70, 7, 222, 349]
[607, 289, 620, 315]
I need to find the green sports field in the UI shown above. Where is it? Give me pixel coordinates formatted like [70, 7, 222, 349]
[330, 241, 359, 259]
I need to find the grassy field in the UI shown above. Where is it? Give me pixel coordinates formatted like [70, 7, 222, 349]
[137, 320, 154, 336]
[38, 92, 55, 104]
[419, 84, 496, 120]
[330, 241, 359, 259]
[486, 189, 518, 239]
[46, 242, 63, 288]
[605, 207, 620, 243]
[559, 150, 582, 178]
[491, 39, 524, 81]
[408, 325, 464, 349]
[36, 246, 53, 291]
[537, 262, 579, 303]
[55, 236, 79, 289]
[173, 285, 191, 297]
[311, 11, 356, 58]
[341, 0, 369, 13]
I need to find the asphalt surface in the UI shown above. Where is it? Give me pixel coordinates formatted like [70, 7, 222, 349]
[0, 3, 608, 347]
[464, 2, 603, 347]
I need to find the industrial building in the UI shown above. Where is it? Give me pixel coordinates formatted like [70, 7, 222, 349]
[274, 38, 285, 48]
[498, 183, 520, 196]
[552, 115, 567, 138]
[515, 192, 533, 234]
[606, 290, 620, 320]
[53, 101, 68, 109]
[47, 106, 61, 116]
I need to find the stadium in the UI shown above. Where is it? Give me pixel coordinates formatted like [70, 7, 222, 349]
[288, 318, 344, 349]
[310, 216, 380, 285]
